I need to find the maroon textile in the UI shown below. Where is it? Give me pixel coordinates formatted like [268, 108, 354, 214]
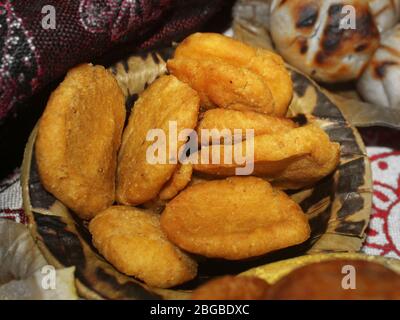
[0, 0, 224, 120]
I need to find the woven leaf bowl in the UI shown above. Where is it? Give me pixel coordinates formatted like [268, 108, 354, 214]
[22, 48, 372, 299]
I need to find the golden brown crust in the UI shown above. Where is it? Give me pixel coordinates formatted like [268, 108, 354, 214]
[197, 109, 297, 144]
[89, 206, 198, 288]
[116, 75, 200, 206]
[193, 124, 340, 189]
[267, 259, 400, 300]
[168, 57, 275, 114]
[159, 163, 193, 200]
[160, 177, 310, 260]
[35, 64, 125, 219]
[169, 33, 293, 116]
[191, 276, 270, 300]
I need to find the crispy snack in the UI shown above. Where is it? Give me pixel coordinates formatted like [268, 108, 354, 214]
[197, 109, 297, 144]
[159, 164, 193, 200]
[168, 57, 275, 114]
[160, 177, 310, 260]
[116, 75, 200, 206]
[141, 198, 167, 215]
[35, 64, 125, 219]
[188, 174, 216, 186]
[193, 124, 340, 189]
[89, 206, 198, 288]
[267, 259, 400, 300]
[168, 33, 293, 116]
[191, 276, 270, 300]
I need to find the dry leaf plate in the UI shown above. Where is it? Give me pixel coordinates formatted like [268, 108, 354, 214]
[21, 48, 372, 299]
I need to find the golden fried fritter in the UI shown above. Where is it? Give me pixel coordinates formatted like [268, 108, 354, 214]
[160, 177, 310, 260]
[168, 57, 275, 114]
[267, 260, 400, 300]
[191, 276, 270, 300]
[116, 75, 200, 206]
[89, 206, 198, 288]
[197, 109, 297, 144]
[141, 198, 167, 215]
[188, 174, 216, 186]
[168, 33, 293, 116]
[159, 164, 193, 200]
[193, 124, 340, 189]
[35, 64, 126, 219]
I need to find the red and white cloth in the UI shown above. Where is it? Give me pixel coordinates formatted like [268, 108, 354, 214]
[1, 128, 400, 260]
[360, 128, 400, 259]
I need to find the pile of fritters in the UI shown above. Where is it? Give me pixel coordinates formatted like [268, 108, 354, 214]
[36, 33, 340, 289]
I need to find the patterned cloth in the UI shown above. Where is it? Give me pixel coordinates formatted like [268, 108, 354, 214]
[1, 129, 399, 260]
[0, 0, 399, 268]
[0, 0, 224, 123]
[0, 168, 26, 224]
[360, 128, 400, 259]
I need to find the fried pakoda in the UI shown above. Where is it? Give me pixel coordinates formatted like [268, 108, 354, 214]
[35, 64, 125, 220]
[197, 109, 297, 144]
[168, 33, 293, 116]
[267, 260, 400, 300]
[188, 174, 216, 186]
[160, 177, 310, 260]
[193, 124, 340, 189]
[159, 164, 193, 200]
[191, 276, 270, 300]
[140, 198, 167, 214]
[168, 57, 275, 114]
[89, 206, 198, 288]
[116, 75, 200, 206]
